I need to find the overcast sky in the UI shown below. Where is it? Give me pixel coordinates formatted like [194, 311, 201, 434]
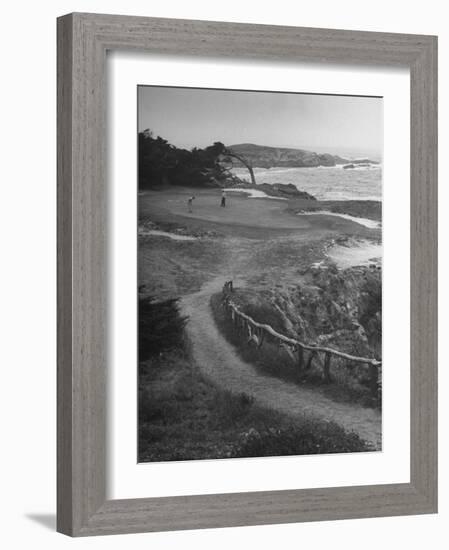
[138, 86, 383, 157]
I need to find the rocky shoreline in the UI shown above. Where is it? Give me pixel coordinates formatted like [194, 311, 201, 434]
[226, 180, 317, 200]
[226, 180, 381, 223]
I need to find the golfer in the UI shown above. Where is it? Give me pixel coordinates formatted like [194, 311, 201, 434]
[220, 190, 226, 208]
[187, 195, 195, 213]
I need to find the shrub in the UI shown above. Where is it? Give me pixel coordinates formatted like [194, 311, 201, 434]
[139, 294, 188, 360]
[216, 391, 255, 425]
[139, 130, 228, 189]
[235, 422, 368, 457]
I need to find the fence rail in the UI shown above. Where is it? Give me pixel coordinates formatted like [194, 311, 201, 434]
[221, 280, 381, 394]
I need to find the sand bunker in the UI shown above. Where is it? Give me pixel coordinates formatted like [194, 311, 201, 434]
[327, 240, 382, 269]
[139, 229, 197, 241]
[224, 188, 287, 200]
[298, 210, 380, 229]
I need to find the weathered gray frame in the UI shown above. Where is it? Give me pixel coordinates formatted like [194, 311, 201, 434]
[57, 12, 438, 537]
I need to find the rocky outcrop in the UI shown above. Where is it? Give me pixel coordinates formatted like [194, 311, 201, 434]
[269, 263, 382, 359]
[233, 260, 381, 361]
[343, 161, 376, 169]
[351, 159, 379, 165]
[227, 181, 317, 200]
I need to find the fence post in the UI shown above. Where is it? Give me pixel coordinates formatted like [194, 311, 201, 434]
[323, 352, 332, 383]
[222, 294, 380, 398]
[305, 351, 315, 370]
[368, 363, 378, 396]
[297, 346, 304, 371]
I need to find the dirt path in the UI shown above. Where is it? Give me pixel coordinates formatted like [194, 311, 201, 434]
[181, 276, 382, 450]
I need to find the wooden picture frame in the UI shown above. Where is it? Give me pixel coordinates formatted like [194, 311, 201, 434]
[57, 12, 438, 536]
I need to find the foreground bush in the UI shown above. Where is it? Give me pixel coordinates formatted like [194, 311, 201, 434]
[138, 348, 371, 462]
[235, 422, 368, 457]
[138, 294, 187, 360]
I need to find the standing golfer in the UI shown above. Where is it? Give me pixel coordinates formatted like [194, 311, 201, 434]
[220, 190, 226, 208]
[187, 195, 195, 213]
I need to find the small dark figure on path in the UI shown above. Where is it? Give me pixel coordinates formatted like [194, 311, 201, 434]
[187, 195, 195, 213]
[220, 190, 226, 207]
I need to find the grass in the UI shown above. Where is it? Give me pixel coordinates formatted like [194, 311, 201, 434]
[210, 292, 379, 409]
[138, 299, 371, 462]
[138, 235, 227, 300]
[139, 187, 376, 240]
[211, 293, 302, 382]
[139, 345, 370, 462]
[137, 187, 381, 460]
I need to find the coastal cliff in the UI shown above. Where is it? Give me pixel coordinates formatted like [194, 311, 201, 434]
[229, 143, 378, 168]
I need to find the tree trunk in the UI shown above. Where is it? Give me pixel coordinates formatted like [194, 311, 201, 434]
[305, 351, 315, 370]
[225, 149, 257, 185]
[368, 363, 379, 397]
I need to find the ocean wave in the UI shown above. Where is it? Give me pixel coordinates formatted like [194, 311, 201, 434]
[231, 165, 382, 201]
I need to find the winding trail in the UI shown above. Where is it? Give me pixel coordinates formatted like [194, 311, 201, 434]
[181, 276, 382, 450]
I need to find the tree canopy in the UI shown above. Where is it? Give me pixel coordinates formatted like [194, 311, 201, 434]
[138, 130, 231, 189]
[138, 130, 257, 189]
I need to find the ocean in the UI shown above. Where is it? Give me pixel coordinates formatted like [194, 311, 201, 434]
[231, 165, 382, 201]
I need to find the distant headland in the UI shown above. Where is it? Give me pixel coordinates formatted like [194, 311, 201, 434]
[228, 143, 379, 169]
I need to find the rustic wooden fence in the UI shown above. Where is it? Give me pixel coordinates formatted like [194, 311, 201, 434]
[221, 280, 381, 396]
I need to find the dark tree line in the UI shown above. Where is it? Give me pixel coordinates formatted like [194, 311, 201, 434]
[139, 294, 188, 361]
[138, 129, 256, 189]
[139, 130, 228, 189]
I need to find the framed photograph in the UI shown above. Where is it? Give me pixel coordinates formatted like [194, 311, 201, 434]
[57, 13, 437, 536]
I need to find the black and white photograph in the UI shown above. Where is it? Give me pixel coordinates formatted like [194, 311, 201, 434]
[138, 85, 383, 463]
[0, 0, 442, 544]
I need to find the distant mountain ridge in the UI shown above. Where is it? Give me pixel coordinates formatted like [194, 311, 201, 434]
[228, 143, 378, 169]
